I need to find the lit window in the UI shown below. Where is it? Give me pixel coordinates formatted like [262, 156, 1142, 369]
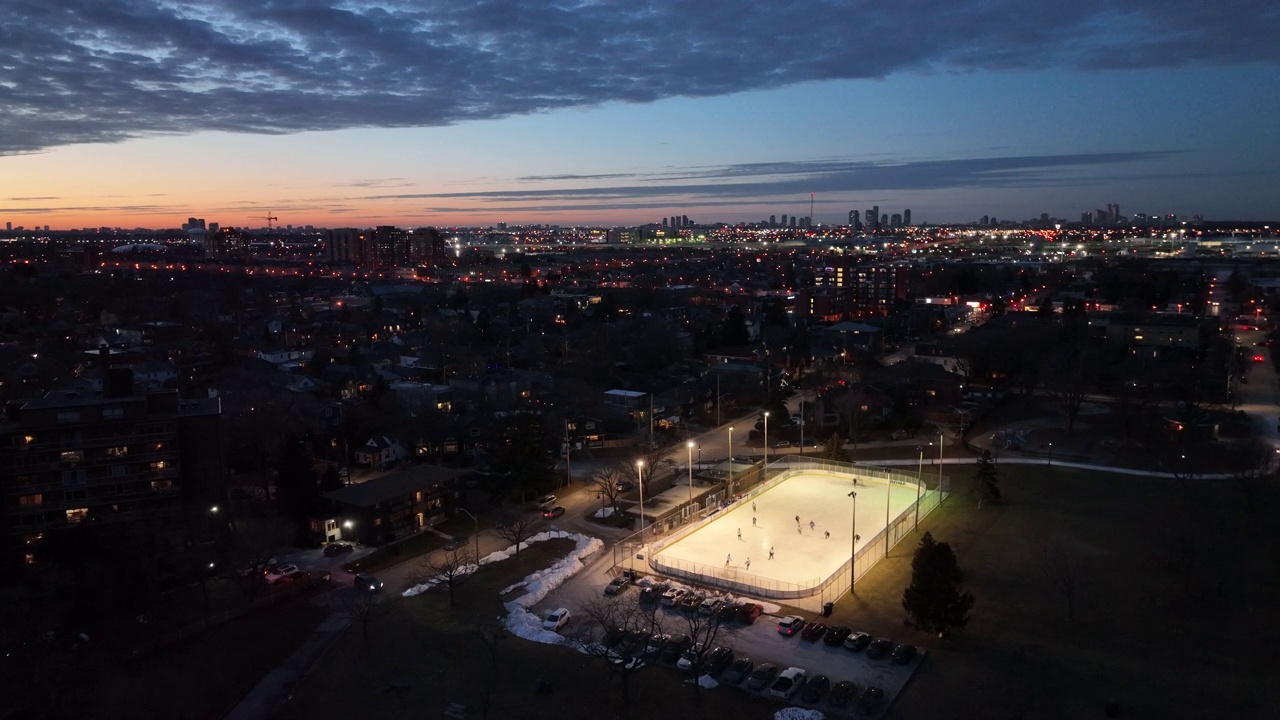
[60, 450, 84, 464]
[106, 446, 128, 457]
[18, 493, 43, 506]
[150, 461, 167, 471]
[65, 508, 89, 524]
[150, 480, 173, 491]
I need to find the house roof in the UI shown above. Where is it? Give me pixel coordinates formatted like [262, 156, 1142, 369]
[324, 464, 469, 508]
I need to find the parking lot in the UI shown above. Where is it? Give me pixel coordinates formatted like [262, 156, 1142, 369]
[534, 565, 923, 717]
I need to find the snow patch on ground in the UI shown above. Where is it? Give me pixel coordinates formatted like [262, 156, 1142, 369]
[499, 531, 603, 644]
[593, 506, 616, 518]
[698, 674, 719, 689]
[775, 708, 825, 720]
[402, 530, 600, 600]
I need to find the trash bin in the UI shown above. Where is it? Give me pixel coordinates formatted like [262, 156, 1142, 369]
[822, 602, 833, 617]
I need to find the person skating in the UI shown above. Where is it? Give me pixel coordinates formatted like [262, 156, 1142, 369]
[769, 546, 775, 560]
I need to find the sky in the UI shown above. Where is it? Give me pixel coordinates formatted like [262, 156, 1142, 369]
[1, 0, 1278, 230]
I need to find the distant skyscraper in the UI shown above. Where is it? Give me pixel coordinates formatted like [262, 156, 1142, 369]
[880, 214, 888, 227]
[789, 216, 797, 228]
[4, 222, 9, 231]
[780, 214, 788, 227]
[903, 209, 911, 226]
[870, 206, 880, 231]
[662, 217, 668, 228]
[681, 215, 689, 227]
[770, 215, 777, 226]
[890, 213, 902, 227]
[848, 210, 858, 226]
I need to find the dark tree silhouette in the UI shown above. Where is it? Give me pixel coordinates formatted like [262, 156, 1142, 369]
[973, 450, 1000, 507]
[719, 306, 750, 347]
[821, 433, 850, 462]
[902, 532, 974, 637]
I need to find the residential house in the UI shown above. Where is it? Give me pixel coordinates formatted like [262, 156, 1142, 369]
[354, 435, 410, 469]
[323, 464, 468, 545]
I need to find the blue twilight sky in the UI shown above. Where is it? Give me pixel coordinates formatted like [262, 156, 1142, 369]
[0, 0, 1277, 229]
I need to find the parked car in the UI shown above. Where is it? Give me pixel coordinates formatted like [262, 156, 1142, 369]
[265, 564, 301, 585]
[659, 634, 691, 664]
[639, 583, 668, 603]
[800, 621, 828, 641]
[828, 680, 858, 707]
[322, 542, 353, 557]
[536, 494, 557, 509]
[353, 574, 383, 592]
[722, 657, 754, 685]
[866, 638, 894, 659]
[800, 674, 831, 703]
[661, 587, 687, 606]
[698, 596, 723, 615]
[615, 480, 636, 492]
[857, 685, 885, 713]
[746, 663, 779, 691]
[676, 643, 705, 671]
[601, 626, 626, 647]
[891, 430, 910, 440]
[768, 667, 806, 700]
[704, 646, 734, 675]
[541, 505, 566, 519]
[644, 633, 670, 657]
[776, 615, 805, 636]
[737, 602, 764, 624]
[604, 575, 631, 595]
[773, 440, 791, 448]
[843, 631, 872, 652]
[717, 601, 742, 622]
[891, 643, 918, 664]
[678, 593, 704, 613]
[443, 535, 469, 551]
[823, 625, 852, 647]
[541, 608, 571, 631]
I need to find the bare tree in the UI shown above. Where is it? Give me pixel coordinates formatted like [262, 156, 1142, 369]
[469, 614, 509, 720]
[492, 511, 542, 559]
[668, 598, 740, 699]
[571, 594, 666, 703]
[413, 547, 477, 607]
[1040, 544, 1080, 621]
[588, 465, 627, 515]
[340, 591, 388, 650]
[223, 507, 295, 603]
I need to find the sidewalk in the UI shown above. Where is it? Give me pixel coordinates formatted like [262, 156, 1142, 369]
[223, 614, 352, 720]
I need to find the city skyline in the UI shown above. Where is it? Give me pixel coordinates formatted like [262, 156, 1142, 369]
[1, 1, 1278, 229]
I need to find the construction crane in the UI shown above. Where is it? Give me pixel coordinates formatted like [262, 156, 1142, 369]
[264, 212, 278, 230]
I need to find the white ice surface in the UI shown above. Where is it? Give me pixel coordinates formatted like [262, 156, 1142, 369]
[653, 471, 919, 586]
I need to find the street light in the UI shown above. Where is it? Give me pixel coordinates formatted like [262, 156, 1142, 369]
[763, 411, 770, 470]
[727, 426, 735, 497]
[636, 460, 646, 539]
[457, 507, 480, 560]
[1048, 442, 1053, 467]
[686, 441, 695, 508]
[937, 432, 945, 502]
[848, 490, 858, 594]
[915, 444, 926, 529]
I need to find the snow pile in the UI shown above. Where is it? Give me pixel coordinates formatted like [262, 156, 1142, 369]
[499, 580, 528, 595]
[697, 674, 719, 689]
[500, 531, 603, 643]
[402, 530, 600, 601]
[593, 506, 616, 518]
[775, 709, 825, 720]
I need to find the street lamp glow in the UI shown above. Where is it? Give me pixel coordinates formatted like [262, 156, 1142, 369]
[636, 460, 646, 542]
[209, 505, 219, 514]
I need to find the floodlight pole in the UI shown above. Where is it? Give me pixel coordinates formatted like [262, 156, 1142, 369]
[885, 472, 891, 558]
[727, 426, 734, 498]
[915, 444, 925, 529]
[763, 411, 770, 470]
[848, 490, 858, 594]
[686, 441, 695, 508]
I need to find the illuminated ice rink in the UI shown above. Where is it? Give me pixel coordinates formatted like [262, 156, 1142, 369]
[651, 470, 921, 587]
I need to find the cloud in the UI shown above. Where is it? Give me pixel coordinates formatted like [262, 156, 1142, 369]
[0, 0, 1275, 154]
[363, 151, 1184, 204]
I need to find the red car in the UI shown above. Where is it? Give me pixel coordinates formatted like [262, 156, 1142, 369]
[800, 621, 828, 641]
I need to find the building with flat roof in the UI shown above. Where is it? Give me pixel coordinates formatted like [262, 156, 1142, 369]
[0, 372, 223, 571]
[323, 464, 468, 546]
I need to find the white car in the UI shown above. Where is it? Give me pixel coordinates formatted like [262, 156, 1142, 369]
[542, 607, 571, 631]
[768, 666, 807, 700]
[265, 564, 300, 585]
[536, 494, 558, 509]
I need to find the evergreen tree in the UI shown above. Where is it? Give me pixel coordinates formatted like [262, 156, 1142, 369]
[720, 306, 750, 347]
[974, 449, 1001, 506]
[821, 433, 850, 462]
[492, 414, 555, 501]
[902, 532, 974, 637]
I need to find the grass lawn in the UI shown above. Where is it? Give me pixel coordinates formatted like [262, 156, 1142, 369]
[820, 463, 1280, 720]
[284, 538, 779, 720]
[92, 596, 329, 720]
